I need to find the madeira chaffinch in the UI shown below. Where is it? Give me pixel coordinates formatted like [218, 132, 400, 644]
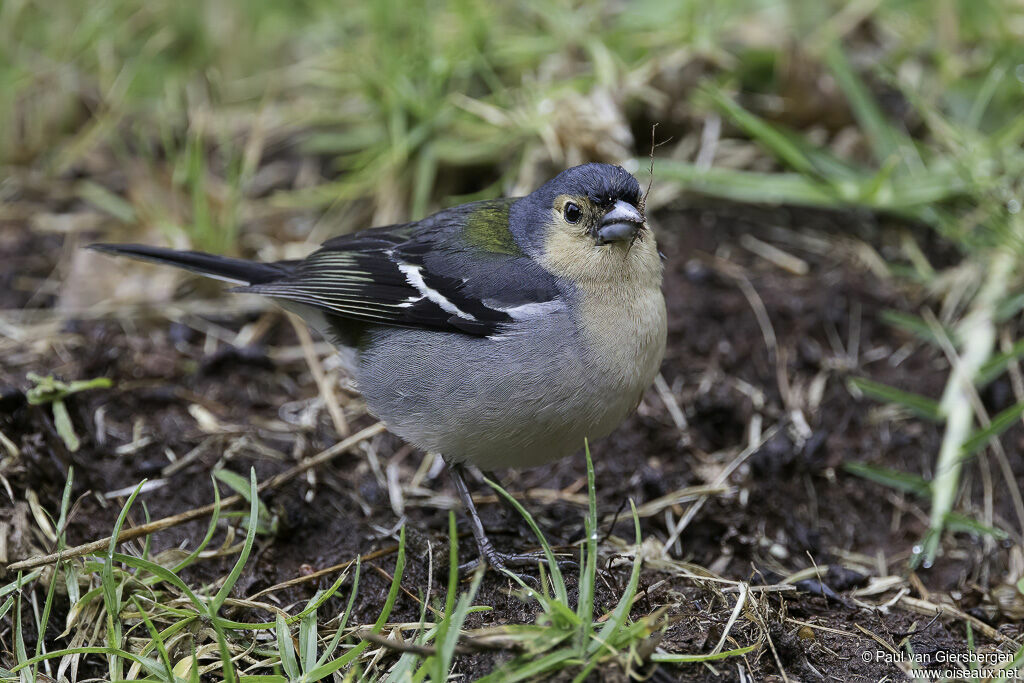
[90, 162, 668, 572]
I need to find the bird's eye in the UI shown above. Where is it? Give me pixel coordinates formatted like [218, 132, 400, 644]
[563, 202, 582, 224]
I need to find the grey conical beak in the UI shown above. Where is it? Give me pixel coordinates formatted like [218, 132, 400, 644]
[595, 200, 644, 245]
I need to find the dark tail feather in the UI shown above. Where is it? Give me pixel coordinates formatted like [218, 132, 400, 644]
[87, 243, 290, 286]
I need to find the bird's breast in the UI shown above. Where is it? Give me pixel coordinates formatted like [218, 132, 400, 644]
[574, 279, 668, 422]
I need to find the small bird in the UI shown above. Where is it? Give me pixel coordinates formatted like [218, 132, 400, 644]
[90, 163, 667, 572]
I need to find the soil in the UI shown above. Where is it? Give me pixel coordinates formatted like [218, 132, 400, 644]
[2, 200, 1023, 681]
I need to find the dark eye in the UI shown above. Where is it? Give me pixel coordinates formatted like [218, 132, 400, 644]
[564, 202, 582, 224]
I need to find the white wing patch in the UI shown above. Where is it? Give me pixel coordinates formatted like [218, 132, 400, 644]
[396, 295, 424, 308]
[396, 262, 478, 321]
[490, 300, 565, 319]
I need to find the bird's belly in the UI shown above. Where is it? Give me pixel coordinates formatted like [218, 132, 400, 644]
[369, 373, 637, 470]
[352, 316, 662, 470]
[350, 305, 663, 471]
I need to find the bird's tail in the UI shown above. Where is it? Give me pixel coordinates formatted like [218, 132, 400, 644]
[87, 243, 291, 286]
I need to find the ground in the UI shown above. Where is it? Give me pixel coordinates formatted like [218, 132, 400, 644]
[2, 199, 1022, 680]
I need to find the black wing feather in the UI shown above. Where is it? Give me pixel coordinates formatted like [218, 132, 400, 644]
[239, 203, 563, 337]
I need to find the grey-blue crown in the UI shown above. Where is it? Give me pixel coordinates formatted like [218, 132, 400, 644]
[536, 163, 641, 209]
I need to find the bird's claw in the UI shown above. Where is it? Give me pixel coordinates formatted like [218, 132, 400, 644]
[459, 548, 578, 587]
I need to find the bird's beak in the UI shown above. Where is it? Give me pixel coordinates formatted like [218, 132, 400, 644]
[595, 200, 645, 245]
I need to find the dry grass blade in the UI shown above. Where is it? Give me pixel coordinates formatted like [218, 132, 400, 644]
[288, 312, 350, 437]
[712, 582, 747, 655]
[654, 373, 689, 433]
[739, 235, 810, 276]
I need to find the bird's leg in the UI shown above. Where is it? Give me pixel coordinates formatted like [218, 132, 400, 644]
[447, 462, 550, 574]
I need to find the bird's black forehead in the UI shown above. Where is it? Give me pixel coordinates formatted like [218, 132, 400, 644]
[546, 163, 642, 208]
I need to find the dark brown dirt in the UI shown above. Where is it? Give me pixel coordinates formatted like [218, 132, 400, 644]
[2, 201, 1022, 680]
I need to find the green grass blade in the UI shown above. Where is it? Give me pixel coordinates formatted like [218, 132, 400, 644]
[944, 512, 1009, 541]
[433, 511, 460, 681]
[33, 557, 62, 681]
[479, 649, 576, 683]
[653, 162, 838, 207]
[170, 478, 223, 574]
[847, 377, 942, 421]
[211, 468, 260, 613]
[996, 292, 1024, 324]
[110, 553, 206, 615]
[51, 399, 80, 452]
[967, 622, 977, 672]
[316, 557, 360, 667]
[965, 63, 1008, 133]
[482, 475, 569, 605]
[305, 529, 405, 680]
[960, 401, 1024, 459]
[140, 502, 152, 561]
[701, 86, 818, 177]
[13, 579, 27, 683]
[575, 441, 598, 656]
[992, 109, 1024, 150]
[31, 468, 71, 676]
[390, 568, 434, 680]
[213, 622, 237, 683]
[884, 169, 973, 210]
[136, 617, 198, 662]
[215, 468, 273, 535]
[289, 571, 349, 625]
[103, 480, 147, 681]
[589, 501, 643, 656]
[437, 567, 484, 675]
[10, 647, 167, 676]
[824, 44, 906, 166]
[774, 126, 863, 180]
[843, 462, 931, 498]
[275, 614, 300, 679]
[0, 596, 13, 622]
[77, 180, 137, 223]
[976, 338, 1024, 387]
[299, 596, 318, 671]
[880, 310, 952, 346]
[131, 596, 175, 682]
[370, 526, 406, 634]
[0, 571, 43, 602]
[55, 467, 74, 545]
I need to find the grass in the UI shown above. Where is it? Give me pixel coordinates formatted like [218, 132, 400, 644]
[24, 374, 112, 453]
[649, 12, 1024, 567]
[4, 0, 1024, 678]
[0, 450, 754, 681]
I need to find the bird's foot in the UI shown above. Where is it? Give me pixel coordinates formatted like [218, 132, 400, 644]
[448, 462, 577, 585]
[459, 544, 577, 586]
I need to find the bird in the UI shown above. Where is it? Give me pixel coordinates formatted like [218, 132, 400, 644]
[89, 162, 667, 573]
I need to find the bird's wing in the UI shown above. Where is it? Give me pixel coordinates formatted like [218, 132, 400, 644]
[238, 199, 564, 336]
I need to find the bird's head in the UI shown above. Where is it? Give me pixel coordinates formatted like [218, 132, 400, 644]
[511, 163, 657, 286]
[519, 163, 644, 247]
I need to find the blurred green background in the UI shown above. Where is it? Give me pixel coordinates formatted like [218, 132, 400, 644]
[4, 0, 1022, 252]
